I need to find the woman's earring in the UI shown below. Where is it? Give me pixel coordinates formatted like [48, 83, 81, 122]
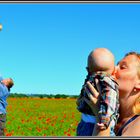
[134, 88, 137, 92]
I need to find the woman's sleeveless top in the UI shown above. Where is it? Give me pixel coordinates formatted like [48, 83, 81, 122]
[116, 115, 140, 136]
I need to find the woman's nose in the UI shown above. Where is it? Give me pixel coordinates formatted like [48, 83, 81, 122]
[115, 66, 118, 72]
[112, 66, 117, 75]
[116, 65, 120, 70]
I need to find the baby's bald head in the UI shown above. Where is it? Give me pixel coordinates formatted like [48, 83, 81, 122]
[87, 48, 115, 74]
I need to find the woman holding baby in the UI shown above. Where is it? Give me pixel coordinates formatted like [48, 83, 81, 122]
[77, 50, 140, 136]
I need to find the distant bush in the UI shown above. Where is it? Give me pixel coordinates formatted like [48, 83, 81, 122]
[39, 95, 44, 99]
[9, 93, 78, 99]
[9, 93, 29, 98]
[54, 94, 68, 98]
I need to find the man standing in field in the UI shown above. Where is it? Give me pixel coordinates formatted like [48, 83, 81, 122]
[0, 78, 14, 136]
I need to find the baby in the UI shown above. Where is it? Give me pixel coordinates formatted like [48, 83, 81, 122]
[1, 78, 14, 91]
[76, 48, 119, 136]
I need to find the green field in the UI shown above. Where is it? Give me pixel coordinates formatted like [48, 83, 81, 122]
[5, 97, 81, 136]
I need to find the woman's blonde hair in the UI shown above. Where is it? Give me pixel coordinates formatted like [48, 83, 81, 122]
[133, 97, 140, 115]
[125, 52, 140, 78]
[115, 52, 140, 133]
[125, 52, 140, 115]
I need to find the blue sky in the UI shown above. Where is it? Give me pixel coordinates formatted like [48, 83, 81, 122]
[0, 2, 140, 95]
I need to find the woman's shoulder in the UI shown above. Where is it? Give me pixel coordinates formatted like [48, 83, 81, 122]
[122, 115, 140, 136]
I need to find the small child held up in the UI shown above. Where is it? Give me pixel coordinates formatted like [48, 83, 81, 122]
[76, 48, 119, 136]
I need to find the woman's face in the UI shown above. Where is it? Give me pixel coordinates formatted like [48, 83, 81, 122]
[115, 54, 140, 98]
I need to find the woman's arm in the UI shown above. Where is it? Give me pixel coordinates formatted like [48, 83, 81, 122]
[84, 81, 111, 136]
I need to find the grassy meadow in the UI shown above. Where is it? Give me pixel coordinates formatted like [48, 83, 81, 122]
[5, 97, 81, 136]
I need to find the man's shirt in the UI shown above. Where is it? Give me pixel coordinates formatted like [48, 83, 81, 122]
[0, 83, 10, 114]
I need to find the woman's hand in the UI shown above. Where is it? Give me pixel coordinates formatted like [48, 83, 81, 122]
[83, 80, 111, 136]
[83, 80, 100, 117]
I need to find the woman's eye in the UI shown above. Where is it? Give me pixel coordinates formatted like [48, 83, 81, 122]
[120, 64, 127, 69]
